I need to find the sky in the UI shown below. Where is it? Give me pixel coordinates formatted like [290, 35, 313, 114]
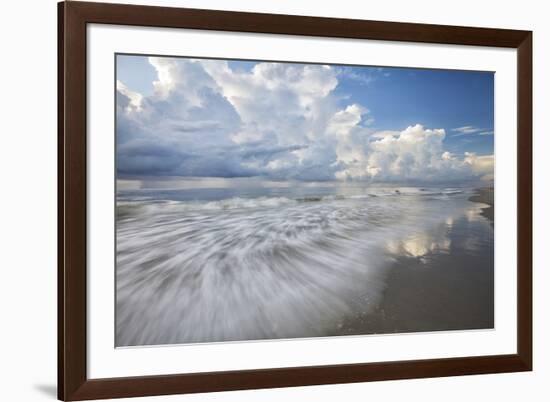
[116, 54, 494, 184]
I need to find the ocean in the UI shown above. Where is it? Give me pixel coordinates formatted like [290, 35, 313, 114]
[115, 181, 493, 346]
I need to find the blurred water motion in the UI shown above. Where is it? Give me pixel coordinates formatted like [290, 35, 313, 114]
[115, 184, 493, 346]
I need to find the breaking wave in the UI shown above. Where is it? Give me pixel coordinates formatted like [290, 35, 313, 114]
[117, 188, 464, 215]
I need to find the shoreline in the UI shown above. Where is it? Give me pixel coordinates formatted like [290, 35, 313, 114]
[468, 187, 494, 224]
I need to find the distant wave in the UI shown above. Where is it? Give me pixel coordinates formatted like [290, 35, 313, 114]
[117, 188, 466, 216]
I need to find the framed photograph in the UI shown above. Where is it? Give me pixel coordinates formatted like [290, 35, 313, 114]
[58, 1, 532, 400]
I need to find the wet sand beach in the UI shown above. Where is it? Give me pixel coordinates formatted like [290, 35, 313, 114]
[469, 187, 494, 223]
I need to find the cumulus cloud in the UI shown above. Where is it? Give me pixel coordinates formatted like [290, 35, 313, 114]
[117, 81, 143, 112]
[464, 152, 494, 181]
[116, 57, 493, 183]
[357, 125, 494, 183]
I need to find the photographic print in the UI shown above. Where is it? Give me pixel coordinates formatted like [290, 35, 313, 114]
[115, 54, 494, 347]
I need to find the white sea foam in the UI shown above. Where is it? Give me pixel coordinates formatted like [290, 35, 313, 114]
[115, 188, 481, 346]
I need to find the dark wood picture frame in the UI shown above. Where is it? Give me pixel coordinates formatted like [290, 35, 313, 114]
[58, 1, 532, 400]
